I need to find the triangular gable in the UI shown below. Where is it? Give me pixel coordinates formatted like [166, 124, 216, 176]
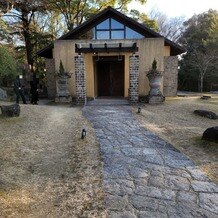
[60, 6, 162, 40]
[37, 6, 185, 58]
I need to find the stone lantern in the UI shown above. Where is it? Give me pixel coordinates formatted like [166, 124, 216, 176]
[55, 60, 71, 103]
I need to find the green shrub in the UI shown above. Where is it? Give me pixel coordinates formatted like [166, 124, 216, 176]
[0, 46, 18, 86]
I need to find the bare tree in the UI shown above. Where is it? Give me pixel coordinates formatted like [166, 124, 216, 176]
[149, 9, 185, 42]
[189, 46, 218, 92]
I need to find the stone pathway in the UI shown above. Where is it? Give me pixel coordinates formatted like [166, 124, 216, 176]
[83, 105, 218, 218]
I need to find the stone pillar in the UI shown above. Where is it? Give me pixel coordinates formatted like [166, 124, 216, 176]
[75, 55, 86, 105]
[45, 58, 56, 99]
[163, 56, 178, 97]
[129, 55, 139, 104]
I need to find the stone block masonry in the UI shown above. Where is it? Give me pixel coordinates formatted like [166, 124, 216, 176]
[163, 56, 178, 97]
[75, 55, 86, 105]
[45, 58, 56, 99]
[129, 55, 139, 104]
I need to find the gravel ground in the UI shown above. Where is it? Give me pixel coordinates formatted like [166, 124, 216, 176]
[135, 95, 218, 183]
[0, 103, 105, 218]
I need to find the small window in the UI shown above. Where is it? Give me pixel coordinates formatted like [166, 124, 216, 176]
[111, 19, 124, 29]
[96, 19, 110, 30]
[126, 27, 144, 39]
[96, 31, 110, 39]
[111, 30, 124, 39]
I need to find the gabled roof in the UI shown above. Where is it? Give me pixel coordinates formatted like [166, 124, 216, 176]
[37, 6, 185, 58]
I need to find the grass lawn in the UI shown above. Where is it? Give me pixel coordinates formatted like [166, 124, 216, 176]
[0, 103, 105, 217]
[135, 94, 218, 183]
[0, 94, 217, 216]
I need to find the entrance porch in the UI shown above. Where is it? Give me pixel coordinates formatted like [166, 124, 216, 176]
[74, 42, 140, 105]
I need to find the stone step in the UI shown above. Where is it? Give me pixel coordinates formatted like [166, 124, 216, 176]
[86, 98, 129, 106]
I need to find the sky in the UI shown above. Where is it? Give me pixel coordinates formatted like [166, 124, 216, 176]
[128, 0, 218, 18]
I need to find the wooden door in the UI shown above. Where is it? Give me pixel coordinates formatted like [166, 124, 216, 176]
[110, 61, 124, 96]
[97, 57, 124, 97]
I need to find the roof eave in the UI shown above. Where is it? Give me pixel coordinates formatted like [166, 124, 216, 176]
[37, 6, 186, 58]
[164, 38, 186, 55]
[37, 43, 54, 58]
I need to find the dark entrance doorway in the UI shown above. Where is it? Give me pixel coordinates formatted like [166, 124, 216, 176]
[96, 56, 124, 97]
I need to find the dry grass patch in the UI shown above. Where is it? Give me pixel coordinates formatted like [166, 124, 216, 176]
[135, 94, 218, 183]
[0, 103, 105, 217]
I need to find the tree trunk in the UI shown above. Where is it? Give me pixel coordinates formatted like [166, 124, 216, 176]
[21, 10, 34, 71]
[198, 73, 204, 93]
[200, 76, 203, 92]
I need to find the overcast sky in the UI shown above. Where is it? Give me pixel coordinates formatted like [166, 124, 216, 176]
[128, 0, 218, 18]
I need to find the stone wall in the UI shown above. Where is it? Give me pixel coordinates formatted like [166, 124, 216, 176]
[75, 55, 86, 105]
[163, 56, 178, 97]
[45, 58, 56, 99]
[129, 55, 139, 104]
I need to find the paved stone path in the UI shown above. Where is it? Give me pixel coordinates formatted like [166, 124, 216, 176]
[83, 105, 218, 218]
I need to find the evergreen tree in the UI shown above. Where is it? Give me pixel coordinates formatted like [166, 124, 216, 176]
[0, 45, 18, 86]
[179, 10, 218, 92]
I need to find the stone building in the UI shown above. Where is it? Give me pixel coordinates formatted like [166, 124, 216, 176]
[37, 6, 185, 104]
